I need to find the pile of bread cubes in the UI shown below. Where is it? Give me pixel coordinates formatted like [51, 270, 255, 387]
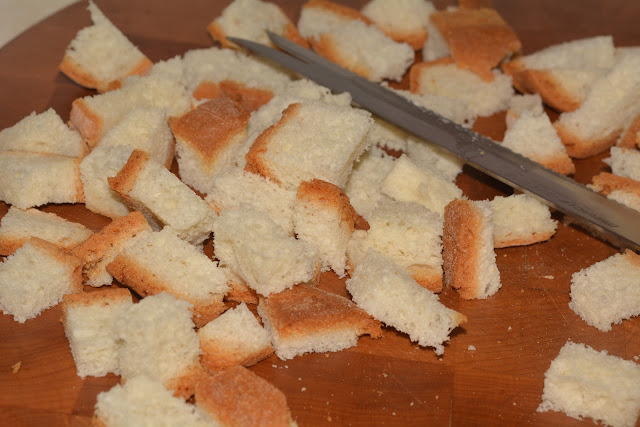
[0, 0, 640, 425]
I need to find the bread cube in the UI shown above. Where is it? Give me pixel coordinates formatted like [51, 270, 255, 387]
[0, 238, 82, 323]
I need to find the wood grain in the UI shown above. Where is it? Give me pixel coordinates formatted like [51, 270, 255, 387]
[1, 1, 639, 426]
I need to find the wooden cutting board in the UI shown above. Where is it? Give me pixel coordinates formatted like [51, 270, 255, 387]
[1, 1, 639, 426]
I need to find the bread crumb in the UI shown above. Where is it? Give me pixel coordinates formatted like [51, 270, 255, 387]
[513, 402, 517, 406]
[468, 345, 476, 351]
[508, 326, 512, 331]
[327, 416, 332, 422]
[383, 373, 388, 377]
[272, 364, 278, 368]
[298, 377, 302, 381]
[435, 395, 439, 400]
[634, 356, 639, 361]
[410, 402, 414, 406]
[11, 361, 21, 374]
[542, 275, 554, 279]
[392, 412, 396, 416]
[301, 387, 307, 392]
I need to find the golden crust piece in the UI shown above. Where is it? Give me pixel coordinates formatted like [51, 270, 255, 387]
[59, 55, 152, 93]
[259, 284, 383, 341]
[195, 365, 295, 426]
[617, 112, 640, 148]
[244, 102, 302, 182]
[200, 339, 274, 373]
[442, 199, 484, 300]
[431, 8, 521, 82]
[69, 98, 104, 149]
[224, 277, 259, 305]
[192, 80, 274, 112]
[106, 255, 226, 328]
[31, 237, 84, 294]
[591, 172, 640, 198]
[169, 97, 250, 166]
[409, 57, 455, 94]
[406, 264, 443, 293]
[297, 178, 357, 233]
[554, 121, 620, 159]
[310, 33, 372, 80]
[502, 60, 582, 112]
[164, 364, 208, 400]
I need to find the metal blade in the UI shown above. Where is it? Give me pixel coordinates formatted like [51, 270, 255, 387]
[231, 34, 640, 252]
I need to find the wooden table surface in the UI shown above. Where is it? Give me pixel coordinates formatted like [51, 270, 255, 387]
[1, 1, 640, 426]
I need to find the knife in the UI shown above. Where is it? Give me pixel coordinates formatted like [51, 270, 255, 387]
[228, 32, 640, 252]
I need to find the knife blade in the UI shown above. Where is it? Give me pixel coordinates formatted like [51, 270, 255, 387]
[228, 33, 640, 252]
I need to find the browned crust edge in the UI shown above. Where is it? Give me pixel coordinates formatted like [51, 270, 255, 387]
[70, 98, 103, 149]
[554, 121, 620, 159]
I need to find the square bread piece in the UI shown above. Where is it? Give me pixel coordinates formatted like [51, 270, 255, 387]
[429, 7, 521, 82]
[70, 210, 152, 288]
[442, 199, 502, 299]
[257, 284, 382, 360]
[182, 47, 292, 111]
[0, 238, 83, 323]
[381, 154, 463, 215]
[294, 179, 357, 278]
[554, 53, 640, 159]
[207, 0, 307, 50]
[114, 293, 204, 399]
[59, 1, 152, 92]
[490, 194, 558, 248]
[361, 0, 436, 50]
[344, 145, 397, 220]
[213, 205, 319, 296]
[169, 97, 251, 194]
[245, 100, 373, 191]
[198, 302, 273, 372]
[0, 151, 84, 209]
[61, 288, 133, 378]
[537, 341, 640, 427]
[107, 227, 229, 327]
[94, 375, 213, 427]
[205, 167, 296, 235]
[501, 110, 575, 175]
[502, 36, 616, 113]
[0, 206, 93, 256]
[346, 250, 466, 355]
[569, 250, 640, 332]
[0, 108, 87, 158]
[195, 365, 295, 426]
[97, 107, 175, 168]
[69, 74, 191, 147]
[589, 172, 640, 213]
[108, 150, 217, 244]
[409, 58, 514, 118]
[347, 197, 444, 292]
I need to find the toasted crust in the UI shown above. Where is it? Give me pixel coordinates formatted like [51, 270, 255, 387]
[259, 284, 383, 341]
[431, 8, 521, 82]
[554, 121, 620, 159]
[224, 278, 259, 305]
[70, 210, 150, 265]
[591, 172, 640, 199]
[170, 97, 250, 166]
[442, 199, 483, 299]
[193, 80, 274, 112]
[502, 60, 582, 112]
[107, 150, 149, 199]
[409, 57, 455, 94]
[297, 179, 357, 233]
[616, 112, 640, 148]
[244, 102, 303, 182]
[62, 287, 132, 308]
[406, 265, 443, 293]
[310, 33, 372, 80]
[383, 28, 428, 51]
[164, 364, 207, 400]
[106, 255, 226, 328]
[195, 365, 295, 426]
[59, 55, 152, 93]
[70, 98, 104, 148]
[200, 341, 274, 373]
[30, 237, 84, 294]
[538, 152, 576, 176]
[494, 233, 556, 249]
